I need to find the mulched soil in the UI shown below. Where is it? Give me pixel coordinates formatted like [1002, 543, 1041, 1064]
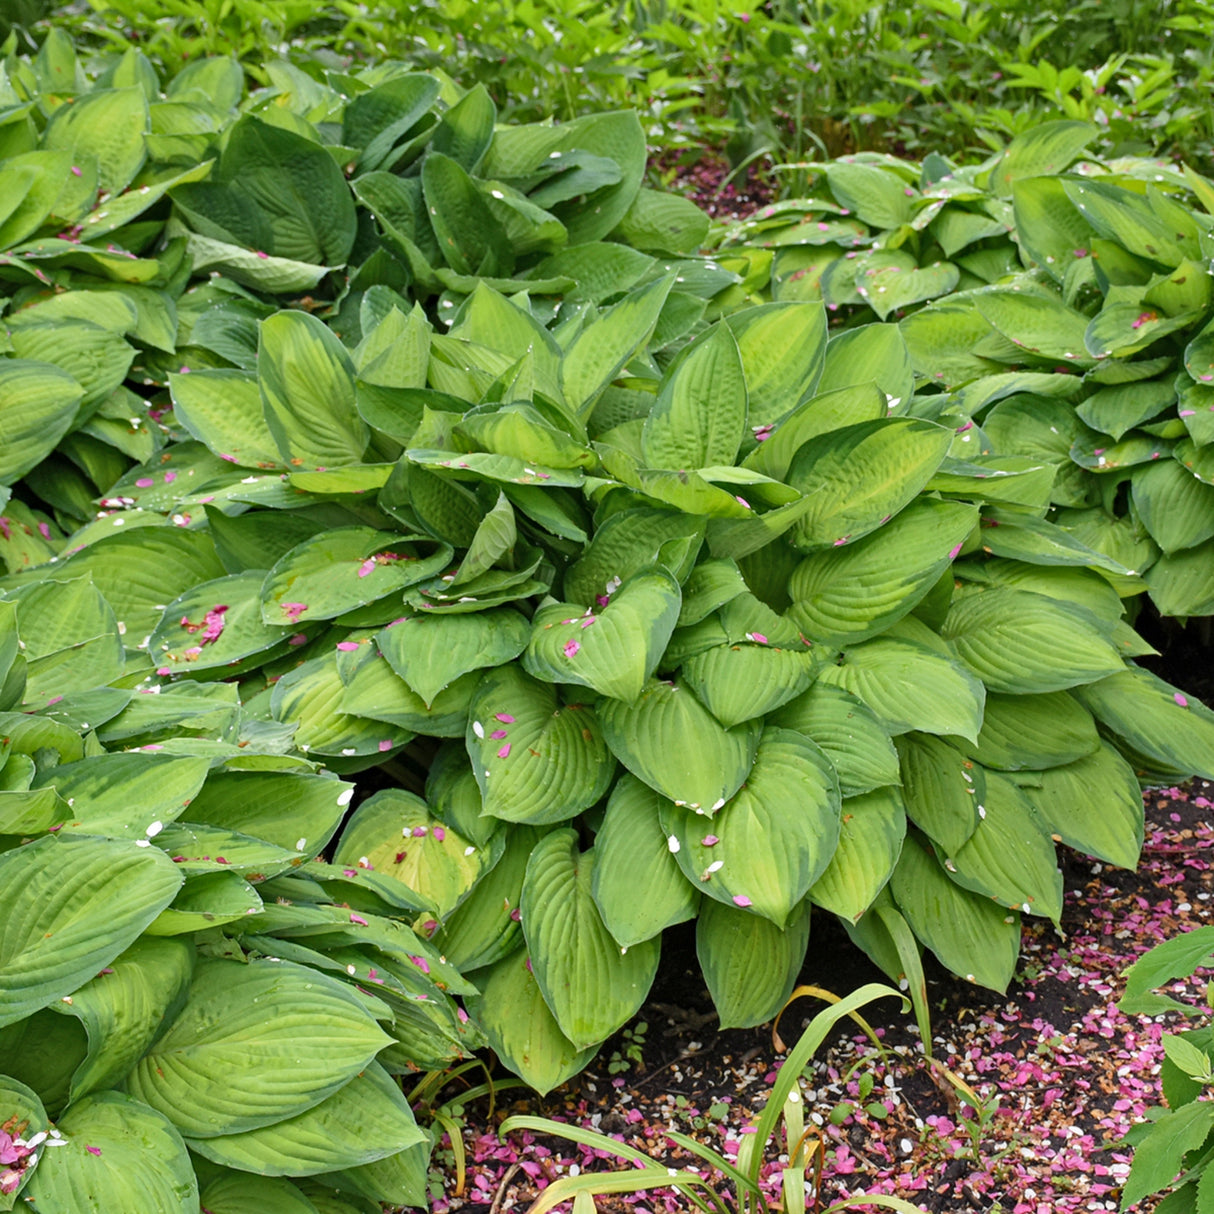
[429, 779, 1214, 1214]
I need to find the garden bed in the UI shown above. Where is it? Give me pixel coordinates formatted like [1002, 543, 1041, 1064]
[437, 778, 1214, 1214]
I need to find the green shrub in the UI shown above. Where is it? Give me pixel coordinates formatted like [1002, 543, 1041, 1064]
[1, 31, 1214, 1208]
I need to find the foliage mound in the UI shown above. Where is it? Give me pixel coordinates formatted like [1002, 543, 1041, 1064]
[0, 30, 1214, 1212]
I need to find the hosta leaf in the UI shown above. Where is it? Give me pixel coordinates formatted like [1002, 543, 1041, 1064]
[151, 571, 297, 674]
[377, 608, 530, 706]
[188, 1063, 423, 1176]
[524, 567, 681, 703]
[339, 643, 478, 739]
[941, 587, 1124, 693]
[9, 577, 124, 707]
[786, 418, 953, 549]
[436, 824, 541, 972]
[856, 250, 959, 321]
[145, 870, 264, 937]
[521, 829, 660, 1050]
[198, 1173, 321, 1214]
[894, 733, 982, 855]
[51, 936, 193, 1102]
[561, 276, 673, 415]
[992, 122, 1097, 197]
[466, 666, 615, 824]
[825, 162, 914, 227]
[564, 507, 704, 608]
[259, 310, 368, 470]
[696, 897, 811, 1029]
[725, 300, 827, 427]
[788, 498, 977, 643]
[0, 836, 182, 1029]
[973, 289, 1093, 364]
[1073, 666, 1214, 780]
[0, 359, 83, 486]
[275, 651, 416, 758]
[1145, 541, 1214, 616]
[44, 87, 148, 194]
[677, 558, 749, 626]
[944, 771, 1063, 923]
[126, 957, 390, 1138]
[641, 321, 747, 470]
[591, 776, 698, 948]
[816, 636, 985, 742]
[53, 527, 227, 647]
[463, 948, 595, 1095]
[7, 321, 134, 412]
[262, 528, 450, 625]
[172, 769, 351, 857]
[808, 786, 906, 923]
[1132, 458, 1214, 554]
[974, 509, 1133, 575]
[22, 1091, 196, 1214]
[960, 690, 1100, 771]
[890, 834, 1019, 992]
[768, 682, 900, 796]
[170, 369, 283, 469]
[1077, 378, 1175, 441]
[333, 788, 493, 919]
[421, 151, 512, 277]
[34, 752, 209, 840]
[680, 642, 819, 727]
[1020, 741, 1143, 869]
[660, 727, 840, 926]
[597, 678, 762, 812]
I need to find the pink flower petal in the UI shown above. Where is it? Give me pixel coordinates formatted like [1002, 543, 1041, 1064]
[732, 895, 752, 908]
[495, 713, 515, 723]
[497, 743, 511, 759]
[563, 639, 580, 658]
[336, 641, 360, 651]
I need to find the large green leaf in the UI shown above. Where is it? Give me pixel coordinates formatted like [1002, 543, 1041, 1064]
[188, 1062, 423, 1176]
[333, 788, 492, 918]
[768, 682, 900, 796]
[725, 300, 827, 428]
[422, 151, 512, 277]
[641, 321, 747, 470]
[463, 948, 595, 1095]
[0, 359, 82, 486]
[524, 567, 681, 702]
[894, 733, 981, 854]
[0, 837, 182, 1029]
[973, 288, 1093, 364]
[50, 936, 193, 1102]
[150, 570, 297, 674]
[9, 576, 124, 707]
[126, 957, 390, 1138]
[992, 122, 1097, 197]
[45, 87, 148, 194]
[808, 786, 906, 923]
[680, 641, 819, 727]
[466, 666, 615, 824]
[1145, 541, 1214, 616]
[1131, 458, 1214, 554]
[259, 310, 368, 469]
[521, 829, 660, 1050]
[945, 770, 1063, 923]
[890, 834, 1019, 992]
[960, 690, 1099, 771]
[376, 608, 530, 707]
[816, 635, 985, 741]
[590, 775, 698, 948]
[173, 114, 356, 266]
[695, 898, 811, 1029]
[261, 528, 450, 625]
[1073, 666, 1214, 779]
[170, 369, 284, 469]
[785, 418, 953, 549]
[941, 587, 1124, 693]
[660, 727, 840, 926]
[34, 752, 209, 840]
[1019, 741, 1143, 869]
[788, 498, 976, 643]
[597, 677, 761, 812]
[198, 1173, 322, 1214]
[22, 1092, 197, 1214]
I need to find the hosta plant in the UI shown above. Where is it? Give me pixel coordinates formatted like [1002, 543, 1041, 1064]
[718, 120, 1214, 620]
[0, 35, 1213, 1211]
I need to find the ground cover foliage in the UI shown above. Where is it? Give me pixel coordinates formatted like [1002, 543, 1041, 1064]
[1, 25, 1214, 1214]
